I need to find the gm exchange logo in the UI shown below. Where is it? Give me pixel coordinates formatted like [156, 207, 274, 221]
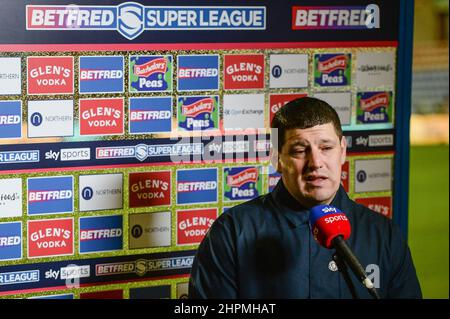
[27, 3, 266, 40]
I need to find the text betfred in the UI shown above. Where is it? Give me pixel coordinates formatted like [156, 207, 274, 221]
[292, 6, 378, 29]
[27, 7, 115, 28]
[28, 190, 72, 202]
[0, 115, 20, 125]
[178, 181, 217, 192]
[80, 69, 123, 80]
[130, 110, 171, 121]
[80, 228, 122, 240]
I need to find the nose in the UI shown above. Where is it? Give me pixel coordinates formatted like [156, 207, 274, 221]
[307, 147, 323, 170]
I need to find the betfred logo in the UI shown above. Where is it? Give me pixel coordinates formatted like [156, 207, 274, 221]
[79, 98, 124, 135]
[177, 168, 218, 205]
[177, 96, 219, 131]
[177, 208, 217, 245]
[0, 222, 22, 261]
[0, 101, 22, 139]
[79, 56, 124, 94]
[292, 5, 380, 29]
[269, 93, 307, 124]
[357, 92, 392, 124]
[177, 55, 219, 91]
[314, 54, 351, 87]
[129, 171, 171, 208]
[28, 218, 73, 258]
[129, 97, 172, 134]
[129, 55, 172, 92]
[27, 176, 74, 215]
[79, 215, 123, 254]
[341, 161, 349, 192]
[223, 166, 262, 201]
[224, 54, 264, 90]
[355, 196, 392, 218]
[27, 56, 74, 95]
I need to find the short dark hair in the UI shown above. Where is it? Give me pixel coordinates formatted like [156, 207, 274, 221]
[271, 97, 343, 152]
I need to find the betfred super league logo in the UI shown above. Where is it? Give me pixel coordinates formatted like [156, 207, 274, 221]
[314, 53, 351, 87]
[223, 166, 262, 201]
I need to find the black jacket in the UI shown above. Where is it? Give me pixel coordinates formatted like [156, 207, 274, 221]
[189, 180, 422, 299]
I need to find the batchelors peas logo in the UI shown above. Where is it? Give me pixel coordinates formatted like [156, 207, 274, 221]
[357, 92, 392, 124]
[223, 166, 262, 201]
[178, 96, 219, 131]
[129, 56, 172, 92]
[314, 53, 351, 87]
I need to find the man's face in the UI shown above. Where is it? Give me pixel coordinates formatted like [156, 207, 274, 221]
[276, 123, 347, 208]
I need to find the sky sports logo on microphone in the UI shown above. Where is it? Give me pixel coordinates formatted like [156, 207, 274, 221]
[292, 5, 380, 29]
[27, 176, 74, 215]
[26, 4, 266, 40]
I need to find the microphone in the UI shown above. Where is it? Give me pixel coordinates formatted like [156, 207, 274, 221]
[309, 205, 380, 299]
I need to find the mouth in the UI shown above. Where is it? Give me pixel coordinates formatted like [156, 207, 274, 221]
[304, 175, 328, 186]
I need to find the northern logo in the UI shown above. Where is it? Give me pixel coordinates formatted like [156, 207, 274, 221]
[129, 212, 171, 249]
[27, 100, 74, 138]
[79, 174, 123, 212]
[177, 96, 219, 131]
[0, 57, 21, 95]
[269, 54, 308, 89]
[129, 171, 171, 208]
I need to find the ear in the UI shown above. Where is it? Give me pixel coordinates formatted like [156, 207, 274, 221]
[340, 136, 347, 165]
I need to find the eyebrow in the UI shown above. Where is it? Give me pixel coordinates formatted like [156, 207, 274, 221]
[287, 138, 337, 147]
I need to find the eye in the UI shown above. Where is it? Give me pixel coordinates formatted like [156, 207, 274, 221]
[321, 145, 334, 151]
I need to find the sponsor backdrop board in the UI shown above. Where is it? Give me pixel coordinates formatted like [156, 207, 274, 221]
[0, 0, 412, 298]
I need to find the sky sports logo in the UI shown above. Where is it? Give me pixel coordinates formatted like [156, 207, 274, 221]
[26, 4, 266, 40]
[292, 4, 380, 29]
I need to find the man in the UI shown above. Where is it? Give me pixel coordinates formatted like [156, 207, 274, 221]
[189, 97, 422, 298]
